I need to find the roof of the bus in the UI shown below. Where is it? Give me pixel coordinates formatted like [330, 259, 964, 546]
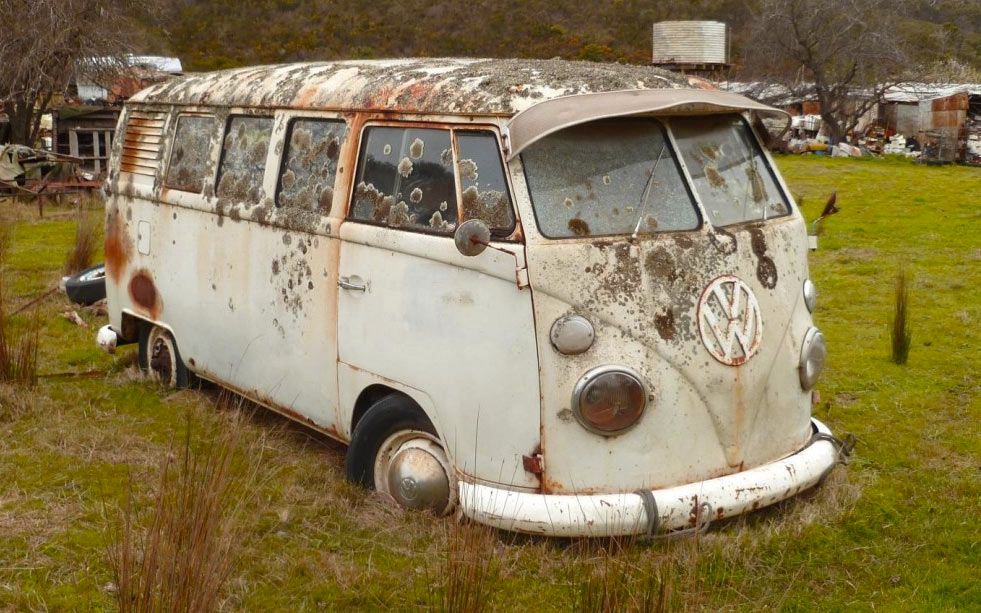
[128, 58, 699, 116]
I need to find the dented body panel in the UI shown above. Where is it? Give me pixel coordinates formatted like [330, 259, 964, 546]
[101, 59, 837, 536]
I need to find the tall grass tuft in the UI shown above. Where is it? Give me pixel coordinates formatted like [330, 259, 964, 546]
[427, 518, 497, 612]
[568, 536, 671, 613]
[106, 408, 258, 612]
[891, 267, 913, 365]
[63, 205, 101, 276]
[0, 226, 39, 387]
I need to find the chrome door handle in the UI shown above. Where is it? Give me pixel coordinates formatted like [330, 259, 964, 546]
[338, 276, 366, 292]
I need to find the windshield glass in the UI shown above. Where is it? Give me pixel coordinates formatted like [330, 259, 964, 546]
[671, 114, 790, 227]
[521, 118, 699, 239]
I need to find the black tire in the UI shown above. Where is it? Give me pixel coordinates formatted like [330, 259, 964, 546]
[345, 394, 436, 488]
[64, 264, 106, 305]
[138, 324, 190, 388]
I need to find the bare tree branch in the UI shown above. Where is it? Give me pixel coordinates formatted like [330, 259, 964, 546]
[744, 0, 920, 143]
[0, 0, 161, 145]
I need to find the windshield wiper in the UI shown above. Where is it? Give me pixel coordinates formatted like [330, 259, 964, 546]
[631, 143, 666, 241]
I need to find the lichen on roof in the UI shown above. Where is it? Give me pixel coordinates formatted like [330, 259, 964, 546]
[129, 58, 690, 116]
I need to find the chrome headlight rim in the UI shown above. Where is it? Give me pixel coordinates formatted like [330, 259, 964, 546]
[798, 327, 827, 391]
[803, 279, 817, 313]
[571, 365, 649, 436]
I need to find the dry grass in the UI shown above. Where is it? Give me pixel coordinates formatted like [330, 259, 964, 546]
[63, 204, 102, 276]
[567, 536, 671, 613]
[105, 401, 262, 612]
[427, 518, 498, 612]
[891, 267, 913, 365]
[0, 225, 39, 387]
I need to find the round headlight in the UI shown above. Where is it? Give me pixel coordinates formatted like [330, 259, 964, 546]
[572, 366, 648, 435]
[799, 327, 827, 390]
[803, 280, 818, 313]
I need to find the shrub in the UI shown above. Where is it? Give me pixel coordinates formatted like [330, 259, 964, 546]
[891, 267, 912, 365]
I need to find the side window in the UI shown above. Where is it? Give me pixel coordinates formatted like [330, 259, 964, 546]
[352, 127, 458, 233]
[216, 116, 273, 203]
[457, 131, 515, 235]
[165, 115, 217, 193]
[277, 119, 345, 214]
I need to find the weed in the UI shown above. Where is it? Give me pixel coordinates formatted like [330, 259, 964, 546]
[566, 536, 671, 613]
[0, 228, 40, 386]
[105, 407, 260, 612]
[427, 518, 497, 613]
[63, 204, 102, 276]
[891, 267, 913, 364]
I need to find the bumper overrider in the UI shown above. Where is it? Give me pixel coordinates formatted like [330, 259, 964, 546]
[459, 418, 850, 537]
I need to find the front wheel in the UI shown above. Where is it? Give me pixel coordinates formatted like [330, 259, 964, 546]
[138, 325, 190, 388]
[345, 395, 456, 516]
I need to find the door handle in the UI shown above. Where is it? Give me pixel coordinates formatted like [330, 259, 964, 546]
[338, 276, 366, 292]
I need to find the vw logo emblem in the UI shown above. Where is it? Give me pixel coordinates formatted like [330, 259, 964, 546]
[697, 275, 763, 366]
[398, 477, 418, 501]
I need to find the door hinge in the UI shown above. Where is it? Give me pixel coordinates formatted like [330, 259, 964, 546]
[522, 452, 544, 474]
[515, 265, 529, 289]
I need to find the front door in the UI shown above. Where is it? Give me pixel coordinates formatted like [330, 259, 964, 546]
[336, 124, 542, 490]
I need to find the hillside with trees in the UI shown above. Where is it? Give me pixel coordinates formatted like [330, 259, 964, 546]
[151, 0, 980, 79]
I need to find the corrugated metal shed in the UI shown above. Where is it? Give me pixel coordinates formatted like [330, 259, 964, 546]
[652, 21, 728, 65]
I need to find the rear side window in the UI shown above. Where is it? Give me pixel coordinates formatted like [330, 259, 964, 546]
[352, 127, 458, 232]
[216, 116, 273, 203]
[277, 119, 345, 214]
[165, 115, 217, 193]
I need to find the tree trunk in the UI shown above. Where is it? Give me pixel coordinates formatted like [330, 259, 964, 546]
[819, 110, 846, 144]
[5, 97, 38, 146]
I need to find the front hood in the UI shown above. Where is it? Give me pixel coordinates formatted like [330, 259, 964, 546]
[527, 217, 815, 493]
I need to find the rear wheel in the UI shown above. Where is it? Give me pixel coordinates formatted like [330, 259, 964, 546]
[138, 325, 190, 388]
[346, 395, 456, 515]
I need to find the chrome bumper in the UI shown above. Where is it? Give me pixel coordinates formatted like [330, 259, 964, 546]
[458, 418, 843, 537]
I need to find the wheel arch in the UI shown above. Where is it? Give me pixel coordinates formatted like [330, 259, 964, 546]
[350, 384, 434, 438]
[338, 364, 444, 447]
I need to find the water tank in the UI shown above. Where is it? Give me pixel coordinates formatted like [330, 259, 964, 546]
[652, 21, 728, 65]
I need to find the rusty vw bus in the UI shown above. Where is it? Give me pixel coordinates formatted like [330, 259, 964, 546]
[97, 59, 846, 536]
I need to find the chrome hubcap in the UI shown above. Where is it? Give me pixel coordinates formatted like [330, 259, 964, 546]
[374, 431, 455, 515]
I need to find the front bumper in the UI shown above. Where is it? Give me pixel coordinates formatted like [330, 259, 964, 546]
[459, 418, 842, 537]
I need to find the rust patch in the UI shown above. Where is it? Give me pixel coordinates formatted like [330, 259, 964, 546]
[748, 227, 778, 289]
[128, 269, 161, 319]
[645, 247, 677, 283]
[654, 308, 676, 341]
[673, 234, 693, 249]
[104, 206, 132, 284]
[567, 217, 590, 236]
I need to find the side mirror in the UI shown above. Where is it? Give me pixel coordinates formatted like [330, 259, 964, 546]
[454, 219, 490, 257]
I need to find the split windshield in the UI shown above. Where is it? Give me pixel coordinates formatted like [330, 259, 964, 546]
[669, 115, 790, 226]
[522, 114, 789, 239]
[521, 119, 698, 239]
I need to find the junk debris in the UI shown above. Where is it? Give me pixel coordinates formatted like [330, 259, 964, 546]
[0, 144, 101, 212]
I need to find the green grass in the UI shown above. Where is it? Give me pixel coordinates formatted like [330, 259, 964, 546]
[0, 156, 979, 610]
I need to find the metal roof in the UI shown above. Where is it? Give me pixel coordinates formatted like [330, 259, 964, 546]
[128, 58, 692, 116]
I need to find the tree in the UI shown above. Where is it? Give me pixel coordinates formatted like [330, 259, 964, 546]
[0, 0, 158, 146]
[744, 0, 915, 143]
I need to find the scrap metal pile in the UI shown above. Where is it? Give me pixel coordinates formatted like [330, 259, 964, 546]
[0, 144, 100, 199]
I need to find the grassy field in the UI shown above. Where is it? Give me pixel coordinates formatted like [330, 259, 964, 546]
[0, 156, 978, 611]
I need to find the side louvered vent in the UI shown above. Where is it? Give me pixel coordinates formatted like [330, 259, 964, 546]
[120, 110, 166, 177]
